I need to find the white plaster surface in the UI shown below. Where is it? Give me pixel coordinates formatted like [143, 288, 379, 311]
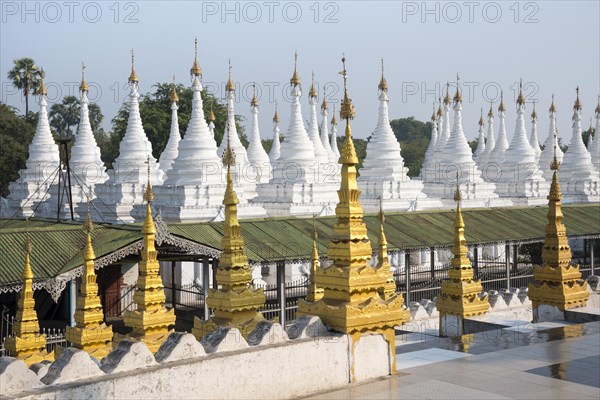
[155, 333, 206, 364]
[29, 361, 51, 379]
[439, 314, 463, 337]
[287, 315, 328, 339]
[200, 327, 249, 354]
[0, 357, 42, 397]
[247, 321, 288, 346]
[100, 340, 157, 374]
[353, 334, 390, 382]
[41, 348, 104, 385]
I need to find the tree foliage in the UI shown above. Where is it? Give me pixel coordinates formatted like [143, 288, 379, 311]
[7, 58, 44, 115]
[49, 95, 104, 137]
[389, 117, 432, 177]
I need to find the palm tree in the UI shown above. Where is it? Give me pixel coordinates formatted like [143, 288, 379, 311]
[7, 58, 44, 115]
[49, 95, 104, 137]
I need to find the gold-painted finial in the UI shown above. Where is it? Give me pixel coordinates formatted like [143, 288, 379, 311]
[431, 102, 437, 122]
[222, 123, 236, 168]
[251, 82, 259, 107]
[290, 52, 301, 86]
[169, 75, 179, 103]
[226, 60, 235, 92]
[273, 100, 280, 124]
[128, 49, 139, 83]
[479, 108, 484, 126]
[208, 106, 216, 122]
[143, 155, 154, 203]
[190, 37, 203, 77]
[453, 74, 462, 103]
[339, 56, 355, 120]
[22, 234, 33, 280]
[83, 198, 93, 234]
[550, 128, 561, 171]
[309, 71, 317, 98]
[331, 104, 338, 125]
[574, 86, 582, 111]
[487, 100, 494, 118]
[454, 172, 463, 203]
[549, 94, 557, 113]
[79, 62, 89, 93]
[516, 79, 525, 106]
[83, 197, 95, 261]
[443, 82, 450, 104]
[379, 196, 385, 226]
[378, 58, 388, 92]
[437, 97, 443, 117]
[595, 95, 600, 115]
[531, 102, 537, 120]
[498, 90, 506, 112]
[36, 68, 47, 96]
[321, 87, 328, 111]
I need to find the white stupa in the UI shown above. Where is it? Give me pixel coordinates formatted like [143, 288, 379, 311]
[587, 118, 594, 151]
[473, 110, 486, 162]
[153, 40, 265, 221]
[560, 88, 599, 202]
[306, 74, 329, 164]
[246, 84, 272, 184]
[476, 103, 495, 169]
[494, 81, 548, 206]
[330, 106, 340, 160]
[423, 87, 451, 181]
[529, 104, 542, 162]
[207, 107, 216, 137]
[421, 78, 507, 208]
[486, 92, 509, 166]
[358, 66, 439, 211]
[590, 97, 600, 172]
[5, 75, 60, 218]
[319, 92, 336, 162]
[421, 103, 440, 176]
[158, 79, 181, 176]
[539, 95, 564, 180]
[269, 104, 281, 162]
[255, 54, 339, 216]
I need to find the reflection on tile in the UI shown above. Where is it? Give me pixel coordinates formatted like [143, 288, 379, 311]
[526, 356, 600, 388]
[397, 348, 472, 370]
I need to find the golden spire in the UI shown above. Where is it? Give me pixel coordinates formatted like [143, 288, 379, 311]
[273, 100, 280, 124]
[443, 82, 450, 104]
[226, 60, 235, 92]
[190, 37, 202, 77]
[37, 68, 47, 96]
[208, 106, 216, 122]
[128, 49, 139, 83]
[306, 218, 324, 302]
[531, 102, 537, 120]
[331, 104, 338, 125]
[290, 52, 301, 86]
[251, 82, 259, 107]
[339, 56, 356, 121]
[23, 235, 33, 280]
[377, 198, 388, 267]
[321, 87, 328, 111]
[79, 62, 89, 93]
[83, 198, 94, 261]
[453, 74, 462, 103]
[516, 79, 525, 106]
[573, 86, 582, 111]
[437, 97, 443, 117]
[487, 100, 494, 118]
[595, 95, 600, 115]
[549, 94, 557, 113]
[169, 75, 179, 103]
[309, 71, 317, 98]
[431, 102, 437, 122]
[143, 155, 154, 204]
[451, 173, 468, 267]
[478, 108, 484, 126]
[378, 58, 388, 92]
[498, 90, 506, 112]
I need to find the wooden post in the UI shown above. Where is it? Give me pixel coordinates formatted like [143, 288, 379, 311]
[404, 252, 411, 305]
[473, 246, 479, 279]
[202, 256, 210, 321]
[430, 248, 435, 279]
[276, 261, 286, 327]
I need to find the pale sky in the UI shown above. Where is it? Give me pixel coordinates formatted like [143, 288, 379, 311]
[1, 0, 599, 143]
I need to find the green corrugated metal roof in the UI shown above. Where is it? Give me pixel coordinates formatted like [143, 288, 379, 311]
[0, 204, 598, 287]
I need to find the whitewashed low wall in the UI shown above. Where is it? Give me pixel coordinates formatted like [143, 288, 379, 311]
[1, 318, 393, 400]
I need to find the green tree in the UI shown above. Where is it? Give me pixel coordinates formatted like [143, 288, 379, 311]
[583, 122, 595, 147]
[49, 95, 104, 137]
[107, 83, 241, 165]
[7, 58, 44, 116]
[389, 117, 432, 176]
[0, 103, 37, 196]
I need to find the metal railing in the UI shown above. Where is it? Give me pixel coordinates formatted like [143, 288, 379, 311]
[104, 284, 136, 318]
[164, 283, 205, 311]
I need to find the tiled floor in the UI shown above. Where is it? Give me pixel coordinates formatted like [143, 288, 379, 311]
[303, 320, 600, 400]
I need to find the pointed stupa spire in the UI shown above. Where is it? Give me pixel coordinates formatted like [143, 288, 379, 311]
[377, 198, 396, 299]
[560, 87, 597, 183]
[540, 94, 564, 179]
[70, 63, 108, 184]
[118, 159, 175, 352]
[159, 76, 181, 175]
[330, 104, 340, 160]
[473, 108, 486, 161]
[587, 117, 594, 150]
[320, 87, 336, 161]
[307, 72, 329, 163]
[247, 82, 271, 177]
[298, 57, 409, 354]
[274, 53, 317, 173]
[112, 51, 162, 184]
[488, 91, 509, 164]
[529, 102, 542, 162]
[64, 199, 113, 359]
[440, 74, 475, 168]
[502, 79, 537, 170]
[306, 220, 324, 302]
[360, 60, 408, 182]
[477, 101, 496, 166]
[422, 102, 438, 173]
[269, 101, 281, 162]
[434, 83, 452, 155]
[218, 61, 249, 167]
[207, 106, 216, 136]
[164, 39, 221, 185]
[590, 95, 600, 171]
[193, 123, 266, 339]
[378, 58, 388, 92]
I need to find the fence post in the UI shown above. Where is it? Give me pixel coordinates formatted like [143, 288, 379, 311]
[212, 259, 218, 289]
[69, 279, 76, 327]
[430, 248, 435, 279]
[512, 244, 518, 274]
[171, 261, 176, 307]
[277, 261, 286, 327]
[583, 239, 588, 265]
[473, 246, 479, 279]
[505, 244, 511, 290]
[202, 257, 210, 321]
[405, 252, 411, 305]
[591, 240, 595, 276]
